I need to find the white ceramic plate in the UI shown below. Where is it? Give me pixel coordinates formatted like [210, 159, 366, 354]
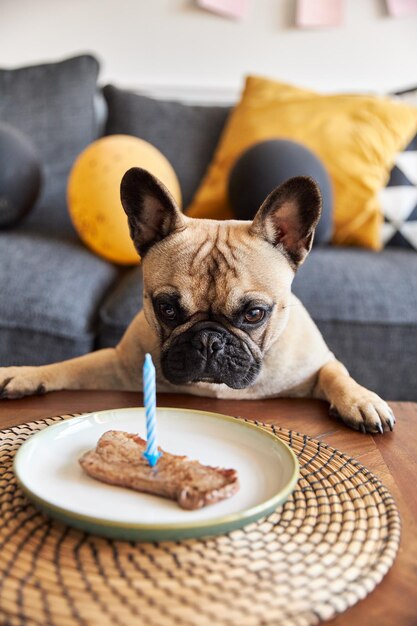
[14, 407, 299, 541]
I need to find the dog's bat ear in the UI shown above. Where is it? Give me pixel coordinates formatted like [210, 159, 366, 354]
[249, 176, 322, 268]
[120, 167, 185, 256]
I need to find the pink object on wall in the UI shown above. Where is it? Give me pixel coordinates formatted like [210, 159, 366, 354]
[197, 0, 248, 20]
[386, 0, 417, 16]
[296, 0, 344, 28]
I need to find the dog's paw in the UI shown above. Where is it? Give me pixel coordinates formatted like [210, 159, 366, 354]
[329, 390, 395, 434]
[0, 367, 48, 400]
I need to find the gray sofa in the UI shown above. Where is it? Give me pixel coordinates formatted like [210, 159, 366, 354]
[1, 55, 416, 400]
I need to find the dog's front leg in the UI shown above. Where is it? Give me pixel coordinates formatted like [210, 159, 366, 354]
[314, 360, 396, 433]
[0, 348, 135, 399]
[0, 312, 153, 399]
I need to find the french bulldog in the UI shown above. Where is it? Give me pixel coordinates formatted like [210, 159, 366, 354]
[0, 168, 395, 433]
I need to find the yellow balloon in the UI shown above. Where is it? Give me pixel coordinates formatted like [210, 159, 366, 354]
[67, 135, 182, 265]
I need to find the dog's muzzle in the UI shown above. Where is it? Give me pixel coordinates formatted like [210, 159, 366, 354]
[161, 321, 261, 389]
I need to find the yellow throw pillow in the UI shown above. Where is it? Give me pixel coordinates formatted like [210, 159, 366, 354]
[187, 76, 417, 249]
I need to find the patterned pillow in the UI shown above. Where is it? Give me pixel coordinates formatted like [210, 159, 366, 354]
[381, 88, 417, 250]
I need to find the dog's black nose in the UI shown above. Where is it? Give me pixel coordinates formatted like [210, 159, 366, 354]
[193, 330, 225, 356]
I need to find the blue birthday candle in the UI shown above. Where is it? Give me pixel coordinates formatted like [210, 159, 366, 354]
[143, 353, 162, 467]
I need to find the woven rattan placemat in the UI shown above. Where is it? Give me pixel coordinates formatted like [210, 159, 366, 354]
[0, 414, 400, 626]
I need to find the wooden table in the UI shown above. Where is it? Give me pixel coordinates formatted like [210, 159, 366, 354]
[0, 391, 416, 626]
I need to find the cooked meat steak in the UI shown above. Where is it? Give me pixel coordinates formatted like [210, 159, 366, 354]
[79, 430, 239, 510]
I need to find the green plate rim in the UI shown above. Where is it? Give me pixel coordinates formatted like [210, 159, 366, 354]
[13, 407, 299, 539]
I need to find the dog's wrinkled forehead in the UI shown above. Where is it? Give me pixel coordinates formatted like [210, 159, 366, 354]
[142, 219, 293, 313]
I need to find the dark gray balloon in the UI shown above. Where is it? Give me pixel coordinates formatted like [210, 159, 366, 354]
[228, 139, 333, 244]
[0, 122, 42, 228]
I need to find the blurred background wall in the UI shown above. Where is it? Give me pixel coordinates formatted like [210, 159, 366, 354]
[2, 0, 417, 101]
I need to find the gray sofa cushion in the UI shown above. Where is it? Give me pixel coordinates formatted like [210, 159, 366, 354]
[98, 267, 143, 348]
[292, 247, 417, 325]
[292, 247, 417, 400]
[0, 233, 119, 366]
[311, 322, 415, 402]
[98, 247, 417, 400]
[0, 55, 100, 236]
[103, 85, 230, 208]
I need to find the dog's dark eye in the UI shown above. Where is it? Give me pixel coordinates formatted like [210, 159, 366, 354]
[159, 303, 177, 321]
[244, 308, 265, 324]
